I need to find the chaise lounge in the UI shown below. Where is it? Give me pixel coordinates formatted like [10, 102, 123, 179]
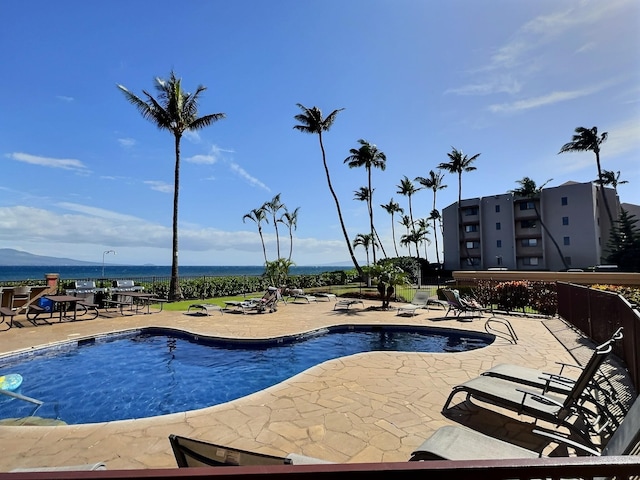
[411, 393, 640, 461]
[442, 339, 617, 440]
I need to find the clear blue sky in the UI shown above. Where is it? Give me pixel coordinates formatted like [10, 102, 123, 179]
[1, 0, 638, 266]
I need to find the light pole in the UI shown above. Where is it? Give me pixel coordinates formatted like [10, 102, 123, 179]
[102, 250, 116, 277]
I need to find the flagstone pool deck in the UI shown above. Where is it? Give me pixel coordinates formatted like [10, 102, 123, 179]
[0, 300, 627, 471]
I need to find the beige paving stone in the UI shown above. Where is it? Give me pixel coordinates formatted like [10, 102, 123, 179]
[0, 304, 629, 471]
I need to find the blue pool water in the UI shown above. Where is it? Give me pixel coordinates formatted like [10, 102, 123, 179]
[0, 326, 493, 424]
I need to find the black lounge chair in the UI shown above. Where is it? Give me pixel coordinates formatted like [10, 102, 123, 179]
[443, 338, 617, 440]
[481, 327, 624, 397]
[411, 392, 640, 461]
[169, 434, 332, 467]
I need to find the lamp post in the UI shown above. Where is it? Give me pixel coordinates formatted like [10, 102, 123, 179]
[102, 250, 116, 277]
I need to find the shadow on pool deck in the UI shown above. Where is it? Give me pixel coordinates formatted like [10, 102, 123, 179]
[0, 301, 631, 471]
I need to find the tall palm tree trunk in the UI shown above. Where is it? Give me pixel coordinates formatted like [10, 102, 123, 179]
[170, 135, 183, 300]
[318, 133, 362, 276]
[534, 204, 569, 270]
[258, 227, 268, 264]
[595, 152, 615, 228]
[391, 215, 399, 257]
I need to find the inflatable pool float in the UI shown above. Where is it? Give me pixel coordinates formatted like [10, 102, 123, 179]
[0, 373, 23, 392]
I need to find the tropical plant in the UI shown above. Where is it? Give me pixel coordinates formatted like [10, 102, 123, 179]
[353, 233, 377, 267]
[380, 198, 404, 257]
[280, 206, 300, 262]
[415, 170, 447, 266]
[344, 139, 387, 263]
[510, 177, 569, 270]
[117, 71, 225, 300]
[367, 262, 409, 309]
[606, 209, 640, 272]
[243, 207, 269, 263]
[559, 126, 613, 226]
[399, 214, 413, 256]
[396, 176, 418, 228]
[438, 147, 480, 266]
[264, 258, 295, 288]
[355, 188, 387, 259]
[293, 104, 363, 276]
[600, 170, 628, 214]
[415, 218, 432, 260]
[263, 193, 285, 259]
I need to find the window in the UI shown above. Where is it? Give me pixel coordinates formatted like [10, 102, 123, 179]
[466, 241, 480, 249]
[496, 222, 501, 230]
[521, 220, 536, 228]
[521, 238, 538, 247]
[497, 240, 502, 248]
[466, 257, 480, 266]
[563, 236, 570, 245]
[523, 257, 539, 266]
[565, 256, 572, 266]
[562, 216, 569, 226]
[464, 207, 479, 216]
[495, 205, 501, 213]
[561, 197, 568, 206]
[519, 201, 535, 211]
[464, 224, 478, 233]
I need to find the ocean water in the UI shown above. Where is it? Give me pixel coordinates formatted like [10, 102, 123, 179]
[0, 265, 349, 282]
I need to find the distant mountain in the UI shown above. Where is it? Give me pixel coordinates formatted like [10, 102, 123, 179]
[0, 249, 101, 266]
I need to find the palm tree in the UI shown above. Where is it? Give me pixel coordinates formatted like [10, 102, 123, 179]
[397, 176, 421, 258]
[438, 147, 480, 266]
[380, 198, 404, 257]
[352, 233, 376, 268]
[243, 207, 269, 264]
[263, 193, 285, 259]
[354, 187, 387, 259]
[600, 170, 628, 214]
[559, 126, 613, 227]
[344, 139, 387, 263]
[118, 71, 225, 300]
[398, 214, 414, 257]
[293, 104, 362, 276]
[396, 176, 418, 228]
[279, 207, 300, 262]
[415, 218, 432, 260]
[415, 169, 447, 266]
[511, 177, 569, 270]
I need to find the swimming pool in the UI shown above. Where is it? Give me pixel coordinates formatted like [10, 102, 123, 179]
[0, 326, 493, 425]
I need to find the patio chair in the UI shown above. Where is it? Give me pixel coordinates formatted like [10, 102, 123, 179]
[169, 434, 332, 467]
[287, 288, 317, 303]
[442, 288, 488, 319]
[442, 339, 617, 440]
[481, 327, 624, 397]
[397, 290, 443, 316]
[410, 392, 640, 461]
[334, 299, 365, 310]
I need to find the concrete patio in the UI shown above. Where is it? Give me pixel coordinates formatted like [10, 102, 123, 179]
[0, 299, 629, 471]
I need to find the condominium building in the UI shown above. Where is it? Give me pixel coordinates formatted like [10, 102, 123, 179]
[441, 181, 622, 271]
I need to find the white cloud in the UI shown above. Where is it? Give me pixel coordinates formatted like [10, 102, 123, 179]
[56, 95, 74, 102]
[143, 180, 174, 193]
[488, 80, 617, 113]
[117, 137, 136, 147]
[186, 154, 217, 164]
[229, 162, 271, 191]
[6, 152, 89, 172]
[0, 205, 348, 264]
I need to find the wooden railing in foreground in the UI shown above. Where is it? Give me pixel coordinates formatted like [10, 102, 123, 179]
[1, 456, 640, 480]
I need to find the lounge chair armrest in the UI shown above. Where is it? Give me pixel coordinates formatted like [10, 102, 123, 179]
[554, 361, 583, 375]
[538, 373, 576, 385]
[531, 429, 600, 456]
[515, 388, 565, 408]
